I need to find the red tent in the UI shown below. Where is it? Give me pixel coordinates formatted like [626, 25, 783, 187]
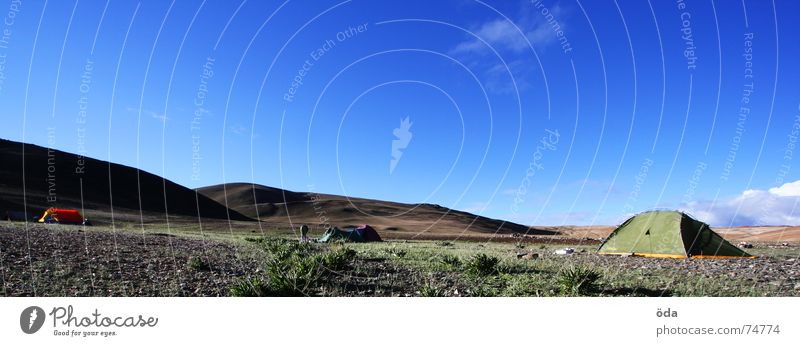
[38, 208, 85, 224]
[356, 224, 383, 242]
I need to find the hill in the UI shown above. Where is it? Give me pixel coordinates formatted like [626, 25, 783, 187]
[0, 139, 250, 221]
[196, 183, 556, 237]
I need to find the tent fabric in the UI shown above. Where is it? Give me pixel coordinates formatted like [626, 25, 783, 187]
[37, 208, 85, 224]
[318, 225, 382, 243]
[355, 224, 382, 242]
[318, 227, 363, 243]
[597, 210, 753, 258]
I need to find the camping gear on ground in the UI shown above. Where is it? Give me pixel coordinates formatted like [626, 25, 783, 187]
[318, 224, 383, 243]
[516, 252, 539, 260]
[37, 208, 86, 225]
[554, 248, 574, 255]
[299, 224, 310, 242]
[597, 210, 753, 258]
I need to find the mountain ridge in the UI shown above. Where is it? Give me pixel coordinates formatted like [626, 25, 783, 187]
[196, 182, 556, 236]
[0, 138, 250, 221]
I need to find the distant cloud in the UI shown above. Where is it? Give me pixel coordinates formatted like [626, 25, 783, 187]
[482, 60, 532, 93]
[230, 125, 245, 135]
[230, 124, 247, 136]
[450, 3, 567, 56]
[126, 106, 168, 123]
[150, 113, 168, 123]
[451, 19, 528, 54]
[683, 180, 800, 226]
[449, 2, 569, 94]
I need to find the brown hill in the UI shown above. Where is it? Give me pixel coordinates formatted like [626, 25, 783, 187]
[196, 183, 556, 237]
[0, 139, 250, 221]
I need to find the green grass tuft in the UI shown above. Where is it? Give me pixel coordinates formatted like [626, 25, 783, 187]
[557, 265, 602, 296]
[229, 277, 271, 297]
[438, 253, 462, 269]
[319, 247, 357, 271]
[188, 257, 210, 271]
[464, 253, 500, 276]
[418, 280, 446, 297]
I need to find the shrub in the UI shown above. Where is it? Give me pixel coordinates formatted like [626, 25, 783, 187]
[320, 247, 356, 271]
[264, 255, 321, 296]
[496, 261, 516, 274]
[557, 265, 602, 296]
[439, 254, 461, 269]
[188, 257, 210, 271]
[264, 239, 313, 261]
[237, 238, 324, 296]
[464, 253, 500, 276]
[264, 240, 330, 296]
[229, 277, 271, 297]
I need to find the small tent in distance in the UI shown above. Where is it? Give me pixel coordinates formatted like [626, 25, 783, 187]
[38, 208, 86, 225]
[598, 210, 753, 258]
[319, 224, 383, 243]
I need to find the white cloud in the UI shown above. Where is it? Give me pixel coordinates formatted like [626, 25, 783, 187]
[451, 19, 528, 55]
[683, 180, 800, 226]
[768, 180, 800, 197]
[449, 3, 568, 94]
[481, 60, 532, 93]
[450, 4, 566, 55]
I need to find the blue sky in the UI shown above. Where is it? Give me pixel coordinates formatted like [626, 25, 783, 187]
[1, 0, 798, 226]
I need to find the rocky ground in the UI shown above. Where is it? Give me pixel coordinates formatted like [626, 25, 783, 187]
[603, 254, 799, 296]
[0, 223, 260, 296]
[516, 248, 800, 296]
[0, 223, 462, 297]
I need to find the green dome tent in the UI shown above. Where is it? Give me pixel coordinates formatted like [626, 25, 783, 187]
[597, 210, 753, 258]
